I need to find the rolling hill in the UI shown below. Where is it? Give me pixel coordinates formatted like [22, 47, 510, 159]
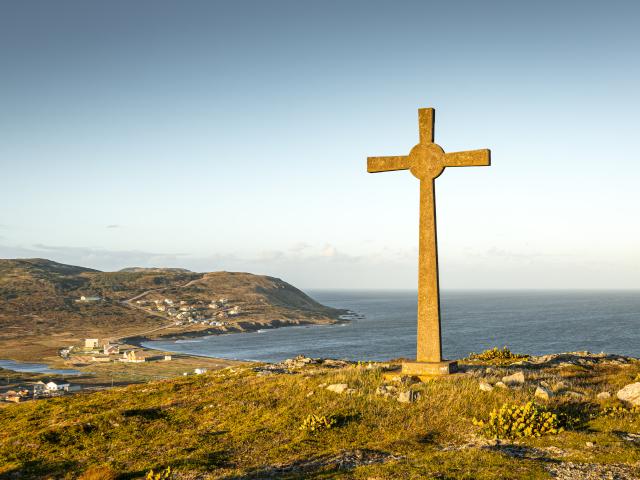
[0, 259, 345, 362]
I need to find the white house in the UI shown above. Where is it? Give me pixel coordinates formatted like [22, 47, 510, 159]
[84, 338, 100, 349]
[79, 295, 101, 302]
[194, 368, 208, 375]
[45, 381, 70, 392]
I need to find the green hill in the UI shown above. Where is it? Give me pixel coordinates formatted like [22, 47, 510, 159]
[1, 352, 640, 479]
[0, 259, 344, 362]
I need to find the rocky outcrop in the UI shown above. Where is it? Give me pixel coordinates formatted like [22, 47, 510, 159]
[617, 382, 640, 406]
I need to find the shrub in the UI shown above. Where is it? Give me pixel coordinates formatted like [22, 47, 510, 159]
[146, 467, 172, 480]
[467, 346, 529, 362]
[599, 405, 640, 417]
[473, 402, 564, 439]
[78, 466, 118, 480]
[299, 414, 337, 433]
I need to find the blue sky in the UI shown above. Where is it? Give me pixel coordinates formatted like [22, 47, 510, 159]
[1, 1, 639, 288]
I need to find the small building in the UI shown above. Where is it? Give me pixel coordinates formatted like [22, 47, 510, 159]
[163, 355, 172, 361]
[29, 381, 47, 396]
[85, 338, 100, 349]
[228, 306, 241, 316]
[194, 368, 208, 375]
[4, 392, 25, 403]
[103, 343, 120, 355]
[79, 295, 101, 302]
[45, 381, 70, 392]
[120, 350, 145, 363]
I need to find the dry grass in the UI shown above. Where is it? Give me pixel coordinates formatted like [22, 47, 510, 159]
[2, 358, 640, 479]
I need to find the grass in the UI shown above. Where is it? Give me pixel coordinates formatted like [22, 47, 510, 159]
[0, 258, 344, 363]
[2, 357, 640, 479]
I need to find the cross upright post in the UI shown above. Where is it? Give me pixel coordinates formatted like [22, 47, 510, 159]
[367, 108, 490, 376]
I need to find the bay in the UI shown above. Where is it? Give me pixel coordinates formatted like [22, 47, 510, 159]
[142, 290, 640, 362]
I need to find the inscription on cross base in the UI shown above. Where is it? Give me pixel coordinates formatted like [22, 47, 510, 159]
[367, 108, 491, 376]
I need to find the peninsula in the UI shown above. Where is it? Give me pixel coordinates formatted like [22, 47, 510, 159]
[0, 258, 347, 387]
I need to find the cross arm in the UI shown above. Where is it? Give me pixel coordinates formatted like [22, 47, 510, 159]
[443, 149, 491, 167]
[367, 155, 411, 173]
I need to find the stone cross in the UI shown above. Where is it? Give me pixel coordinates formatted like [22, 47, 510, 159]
[367, 108, 490, 376]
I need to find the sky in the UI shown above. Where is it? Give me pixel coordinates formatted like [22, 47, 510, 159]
[1, 0, 640, 289]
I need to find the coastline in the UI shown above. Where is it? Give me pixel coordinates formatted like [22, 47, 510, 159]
[0, 313, 353, 377]
[123, 314, 352, 346]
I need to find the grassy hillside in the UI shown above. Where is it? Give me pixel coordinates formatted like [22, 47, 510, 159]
[0, 259, 344, 362]
[2, 352, 640, 479]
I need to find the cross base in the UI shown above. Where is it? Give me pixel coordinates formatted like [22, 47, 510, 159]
[402, 360, 458, 376]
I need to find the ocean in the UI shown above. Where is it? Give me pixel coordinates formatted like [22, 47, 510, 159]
[142, 290, 640, 362]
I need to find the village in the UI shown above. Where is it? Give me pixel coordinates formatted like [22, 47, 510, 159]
[0, 295, 252, 405]
[0, 335, 215, 405]
[134, 296, 242, 326]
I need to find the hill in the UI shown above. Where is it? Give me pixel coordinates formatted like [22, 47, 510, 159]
[1, 351, 640, 479]
[0, 259, 345, 362]
[119, 267, 193, 273]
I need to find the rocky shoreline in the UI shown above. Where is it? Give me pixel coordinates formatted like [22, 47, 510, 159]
[123, 314, 352, 347]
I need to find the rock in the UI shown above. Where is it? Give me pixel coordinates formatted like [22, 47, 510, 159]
[554, 381, 568, 391]
[375, 385, 397, 397]
[535, 386, 552, 400]
[617, 382, 640, 406]
[495, 381, 508, 389]
[565, 391, 586, 399]
[326, 383, 349, 394]
[397, 390, 420, 403]
[597, 391, 611, 399]
[479, 381, 494, 392]
[322, 359, 349, 368]
[283, 355, 318, 368]
[585, 441, 595, 448]
[502, 371, 525, 386]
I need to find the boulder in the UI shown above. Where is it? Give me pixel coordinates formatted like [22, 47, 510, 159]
[322, 359, 349, 368]
[596, 391, 611, 400]
[326, 383, 349, 394]
[494, 381, 508, 389]
[502, 371, 525, 386]
[397, 390, 420, 403]
[375, 385, 397, 397]
[283, 355, 318, 368]
[479, 381, 494, 392]
[535, 386, 552, 400]
[617, 382, 640, 406]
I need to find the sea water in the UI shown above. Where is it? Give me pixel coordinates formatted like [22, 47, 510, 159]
[142, 290, 640, 362]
